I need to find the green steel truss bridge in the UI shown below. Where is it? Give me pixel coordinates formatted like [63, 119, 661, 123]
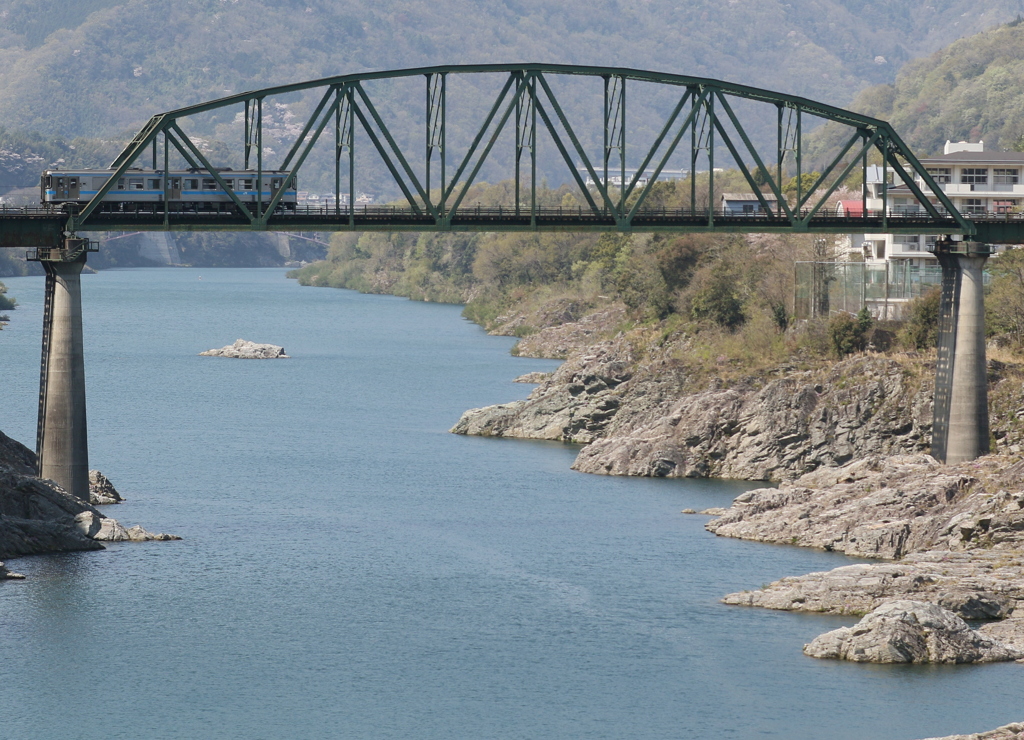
[2, 63, 1021, 244]
[0, 64, 1010, 502]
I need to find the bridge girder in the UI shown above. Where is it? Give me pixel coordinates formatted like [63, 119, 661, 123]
[65, 64, 973, 238]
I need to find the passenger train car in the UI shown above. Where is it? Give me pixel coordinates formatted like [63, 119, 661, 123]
[40, 168, 298, 212]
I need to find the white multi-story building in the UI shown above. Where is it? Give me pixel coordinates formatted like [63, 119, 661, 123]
[838, 140, 1022, 266]
[827, 141, 1019, 317]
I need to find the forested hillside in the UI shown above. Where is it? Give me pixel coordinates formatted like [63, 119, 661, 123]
[1, 0, 1022, 140]
[811, 19, 1024, 157]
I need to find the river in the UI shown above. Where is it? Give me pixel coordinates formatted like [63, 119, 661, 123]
[1, 267, 1022, 739]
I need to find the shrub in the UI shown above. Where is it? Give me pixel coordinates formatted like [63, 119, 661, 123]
[898, 287, 941, 349]
[828, 308, 872, 356]
[690, 264, 745, 329]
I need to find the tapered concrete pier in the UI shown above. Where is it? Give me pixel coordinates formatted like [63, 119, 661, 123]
[35, 244, 91, 500]
[944, 254, 990, 464]
[931, 243, 990, 465]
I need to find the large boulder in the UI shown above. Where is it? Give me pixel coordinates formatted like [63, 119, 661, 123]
[803, 600, 1023, 664]
[199, 339, 288, 359]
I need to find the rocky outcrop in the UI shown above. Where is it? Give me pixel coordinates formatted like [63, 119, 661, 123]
[574, 356, 932, 480]
[73, 511, 178, 542]
[0, 561, 26, 580]
[803, 600, 1022, 664]
[452, 334, 661, 444]
[918, 723, 1024, 740]
[707, 454, 1024, 558]
[455, 336, 933, 480]
[714, 454, 1024, 619]
[89, 469, 123, 505]
[1, 429, 180, 564]
[509, 305, 627, 359]
[200, 339, 288, 359]
[721, 551, 1024, 619]
[512, 371, 552, 384]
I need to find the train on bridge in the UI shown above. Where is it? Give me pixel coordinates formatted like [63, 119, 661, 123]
[40, 168, 298, 213]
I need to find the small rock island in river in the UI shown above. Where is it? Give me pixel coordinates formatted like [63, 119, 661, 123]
[200, 339, 288, 359]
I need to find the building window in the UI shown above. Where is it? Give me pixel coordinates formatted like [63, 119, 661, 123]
[963, 198, 985, 214]
[994, 168, 1019, 190]
[961, 168, 988, 187]
[927, 167, 951, 183]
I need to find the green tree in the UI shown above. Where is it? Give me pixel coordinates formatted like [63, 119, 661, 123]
[690, 263, 745, 330]
[828, 307, 873, 357]
[986, 248, 1024, 346]
[899, 287, 941, 349]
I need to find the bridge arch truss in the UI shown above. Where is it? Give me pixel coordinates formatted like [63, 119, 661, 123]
[68, 64, 972, 237]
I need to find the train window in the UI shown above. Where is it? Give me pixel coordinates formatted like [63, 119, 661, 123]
[69, 178, 78, 188]
[186, 179, 199, 190]
[56, 177, 65, 187]
[271, 178, 283, 189]
[240, 179, 253, 190]
[129, 178, 144, 190]
[202, 179, 217, 190]
[148, 179, 161, 189]
[117, 179, 125, 190]
[224, 179, 234, 189]
[44, 176, 52, 188]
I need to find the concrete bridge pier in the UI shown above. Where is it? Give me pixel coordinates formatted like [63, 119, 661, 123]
[931, 244, 990, 465]
[33, 239, 94, 500]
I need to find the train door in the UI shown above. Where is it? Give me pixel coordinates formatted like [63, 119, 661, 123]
[68, 176, 80, 199]
[54, 176, 68, 199]
[270, 177, 283, 201]
[169, 177, 182, 200]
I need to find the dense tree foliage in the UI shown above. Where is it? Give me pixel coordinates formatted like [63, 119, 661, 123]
[987, 248, 1024, 346]
[810, 18, 1024, 158]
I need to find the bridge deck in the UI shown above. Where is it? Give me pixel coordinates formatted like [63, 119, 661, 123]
[59, 206, 967, 234]
[3, 206, 1024, 241]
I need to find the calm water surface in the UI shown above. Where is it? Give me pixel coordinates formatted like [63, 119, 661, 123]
[1, 268, 1021, 740]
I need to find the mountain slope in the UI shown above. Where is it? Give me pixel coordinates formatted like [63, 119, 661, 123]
[812, 18, 1024, 157]
[0, 0, 1022, 140]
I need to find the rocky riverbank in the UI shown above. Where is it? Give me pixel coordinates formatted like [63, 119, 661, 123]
[696, 452, 1024, 669]
[452, 306, 1024, 740]
[453, 344, 936, 480]
[0, 429, 179, 570]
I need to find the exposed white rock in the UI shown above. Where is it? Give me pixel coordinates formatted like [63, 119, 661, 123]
[917, 721, 1024, 739]
[73, 511, 180, 543]
[804, 600, 1023, 664]
[0, 561, 26, 580]
[199, 339, 288, 359]
[88, 469, 123, 505]
[512, 371, 552, 384]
